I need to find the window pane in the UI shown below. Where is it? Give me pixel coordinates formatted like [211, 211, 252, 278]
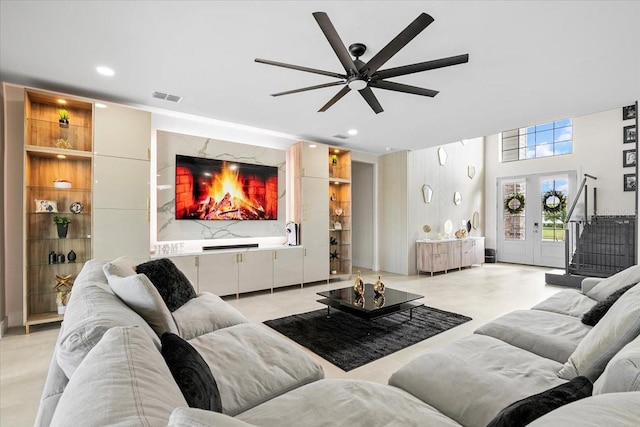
[554, 126, 572, 142]
[554, 140, 573, 155]
[526, 147, 536, 158]
[525, 126, 536, 136]
[503, 129, 518, 138]
[554, 118, 572, 128]
[503, 136, 519, 150]
[536, 122, 554, 132]
[536, 130, 554, 144]
[503, 182, 526, 240]
[502, 149, 519, 162]
[536, 143, 554, 157]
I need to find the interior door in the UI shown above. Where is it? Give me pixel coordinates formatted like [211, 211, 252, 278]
[497, 172, 575, 268]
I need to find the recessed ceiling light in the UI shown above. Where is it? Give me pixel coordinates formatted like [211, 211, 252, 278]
[95, 103, 107, 109]
[57, 99, 66, 104]
[96, 66, 115, 77]
[56, 154, 66, 159]
[334, 149, 340, 153]
[347, 129, 358, 136]
[309, 144, 317, 148]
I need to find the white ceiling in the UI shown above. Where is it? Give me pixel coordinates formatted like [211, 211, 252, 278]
[1, 1, 639, 155]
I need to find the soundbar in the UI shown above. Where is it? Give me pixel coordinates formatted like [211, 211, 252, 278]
[203, 243, 259, 251]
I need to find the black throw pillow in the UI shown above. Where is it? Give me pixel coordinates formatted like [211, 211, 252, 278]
[486, 376, 592, 427]
[136, 258, 196, 311]
[161, 332, 222, 412]
[581, 284, 635, 326]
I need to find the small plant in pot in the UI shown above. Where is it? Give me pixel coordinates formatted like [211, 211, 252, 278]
[53, 216, 71, 238]
[57, 109, 70, 127]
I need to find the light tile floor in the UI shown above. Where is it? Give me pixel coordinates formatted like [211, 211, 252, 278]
[0, 263, 564, 426]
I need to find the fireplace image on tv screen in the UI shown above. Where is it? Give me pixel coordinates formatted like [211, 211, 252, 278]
[175, 154, 278, 220]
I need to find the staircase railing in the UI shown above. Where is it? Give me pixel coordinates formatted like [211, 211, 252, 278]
[564, 174, 597, 275]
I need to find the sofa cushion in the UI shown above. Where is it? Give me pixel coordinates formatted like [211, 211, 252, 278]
[559, 282, 640, 381]
[389, 334, 566, 427]
[102, 255, 137, 278]
[172, 293, 248, 340]
[136, 258, 197, 311]
[581, 284, 635, 326]
[57, 266, 160, 378]
[169, 408, 257, 427]
[530, 289, 597, 317]
[188, 323, 325, 416]
[106, 273, 179, 336]
[527, 392, 640, 427]
[586, 264, 640, 301]
[161, 332, 222, 412]
[474, 310, 591, 363]
[72, 258, 110, 288]
[486, 376, 592, 427]
[593, 333, 640, 394]
[50, 327, 187, 427]
[237, 379, 463, 427]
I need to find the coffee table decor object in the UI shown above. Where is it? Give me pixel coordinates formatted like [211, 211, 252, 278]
[373, 276, 385, 294]
[353, 271, 365, 296]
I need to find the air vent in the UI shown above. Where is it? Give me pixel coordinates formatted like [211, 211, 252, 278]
[152, 91, 183, 103]
[332, 134, 349, 139]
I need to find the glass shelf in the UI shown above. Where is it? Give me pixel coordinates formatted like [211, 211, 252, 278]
[27, 185, 91, 192]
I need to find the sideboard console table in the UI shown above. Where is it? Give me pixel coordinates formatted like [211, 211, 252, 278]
[416, 237, 485, 276]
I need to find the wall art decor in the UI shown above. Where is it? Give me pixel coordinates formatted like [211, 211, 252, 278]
[472, 211, 480, 230]
[624, 125, 637, 144]
[422, 184, 433, 203]
[453, 192, 462, 206]
[623, 104, 636, 120]
[70, 201, 84, 214]
[467, 166, 476, 179]
[624, 174, 637, 192]
[438, 147, 447, 166]
[623, 149, 636, 168]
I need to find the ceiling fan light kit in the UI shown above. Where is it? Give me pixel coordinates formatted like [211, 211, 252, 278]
[255, 12, 469, 113]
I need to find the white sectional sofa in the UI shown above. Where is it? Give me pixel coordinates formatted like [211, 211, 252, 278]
[36, 259, 640, 426]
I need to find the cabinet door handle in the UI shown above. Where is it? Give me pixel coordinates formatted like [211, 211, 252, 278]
[274, 251, 277, 260]
[195, 256, 199, 267]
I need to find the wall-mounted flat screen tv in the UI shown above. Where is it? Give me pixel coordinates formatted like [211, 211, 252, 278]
[175, 154, 278, 220]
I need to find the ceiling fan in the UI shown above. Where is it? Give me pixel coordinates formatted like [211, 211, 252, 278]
[255, 12, 469, 114]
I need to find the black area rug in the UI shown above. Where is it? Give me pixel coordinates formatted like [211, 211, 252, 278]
[264, 306, 471, 371]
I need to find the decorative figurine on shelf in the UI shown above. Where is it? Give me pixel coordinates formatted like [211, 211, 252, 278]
[56, 253, 65, 263]
[330, 250, 340, 260]
[48, 251, 57, 264]
[67, 249, 77, 263]
[331, 154, 338, 177]
[330, 236, 338, 246]
[54, 137, 72, 149]
[54, 274, 73, 314]
[57, 109, 70, 128]
[53, 216, 71, 238]
[353, 270, 364, 296]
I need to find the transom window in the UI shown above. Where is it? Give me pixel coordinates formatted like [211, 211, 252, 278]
[502, 119, 572, 162]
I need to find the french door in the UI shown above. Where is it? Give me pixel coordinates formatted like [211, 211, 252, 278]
[497, 171, 576, 268]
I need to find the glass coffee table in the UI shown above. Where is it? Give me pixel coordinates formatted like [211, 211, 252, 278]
[317, 285, 424, 321]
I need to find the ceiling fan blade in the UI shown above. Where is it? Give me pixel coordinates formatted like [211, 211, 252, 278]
[359, 87, 384, 114]
[255, 58, 346, 79]
[361, 13, 434, 77]
[318, 86, 351, 112]
[369, 80, 439, 97]
[271, 81, 346, 97]
[312, 12, 358, 74]
[373, 54, 469, 80]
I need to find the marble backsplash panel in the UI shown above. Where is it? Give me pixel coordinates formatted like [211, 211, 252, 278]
[156, 130, 286, 243]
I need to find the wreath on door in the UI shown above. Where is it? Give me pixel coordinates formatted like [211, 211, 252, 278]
[504, 193, 525, 215]
[542, 190, 567, 214]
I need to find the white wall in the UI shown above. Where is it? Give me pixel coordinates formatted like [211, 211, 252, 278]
[379, 151, 409, 274]
[352, 161, 374, 270]
[407, 138, 485, 274]
[484, 107, 636, 250]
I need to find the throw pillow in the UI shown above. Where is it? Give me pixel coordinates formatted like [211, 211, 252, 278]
[136, 258, 196, 311]
[161, 332, 222, 412]
[103, 255, 137, 278]
[581, 284, 635, 326]
[487, 376, 593, 427]
[586, 264, 640, 301]
[107, 273, 179, 337]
